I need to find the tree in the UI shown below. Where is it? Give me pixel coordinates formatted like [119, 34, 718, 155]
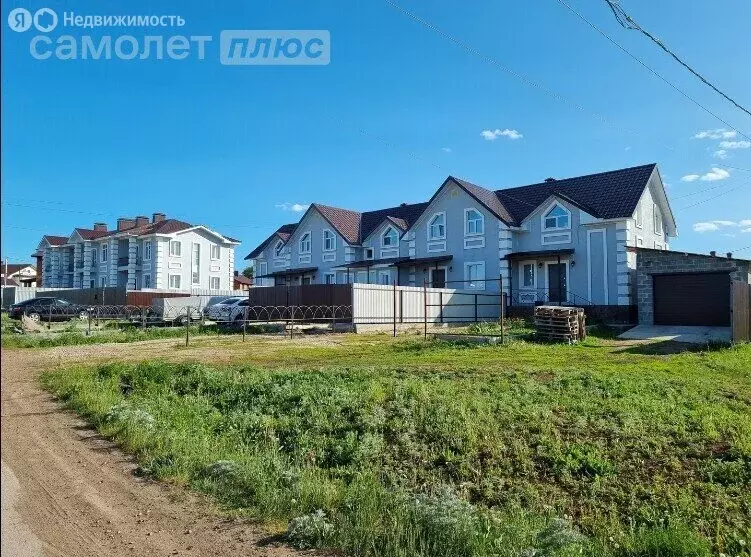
[242, 266, 254, 279]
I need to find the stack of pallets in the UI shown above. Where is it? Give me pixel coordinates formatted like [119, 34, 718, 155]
[533, 305, 586, 343]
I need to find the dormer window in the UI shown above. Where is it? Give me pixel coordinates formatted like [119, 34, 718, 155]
[299, 232, 311, 254]
[323, 229, 336, 251]
[274, 240, 284, 257]
[428, 213, 446, 240]
[365, 248, 374, 260]
[382, 227, 398, 247]
[544, 204, 570, 230]
[465, 209, 484, 236]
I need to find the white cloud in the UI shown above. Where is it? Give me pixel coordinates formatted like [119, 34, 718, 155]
[719, 140, 751, 149]
[481, 128, 523, 141]
[693, 128, 737, 140]
[740, 220, 751, 227]
[742, 228, 751, 234]
[624, 146, 631, 151]
[693, 222, 720, 232]
[722, 233, 736, 238]
[700, 167, 730, 181]
[713, 149, 728, 159]
[441, 147, 452, 152]
[712, 220, 737, 226]
[681, 174, 700, 182]
[275, 203, 310, 212]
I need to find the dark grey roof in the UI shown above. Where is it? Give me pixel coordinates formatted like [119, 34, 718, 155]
[494, 164, 657, 224]
[245, 223, 297, 260]
[360, 202, 429, 240]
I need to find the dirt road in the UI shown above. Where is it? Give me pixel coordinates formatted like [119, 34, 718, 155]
[1, 342, 300, 557]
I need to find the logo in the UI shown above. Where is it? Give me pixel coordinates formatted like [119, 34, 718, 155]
[7, 7, 57, 32]
[220, 30, 330, 66]
[8, 8, 32, 31]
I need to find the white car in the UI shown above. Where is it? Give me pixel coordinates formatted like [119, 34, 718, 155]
[202, 297, 245, 322]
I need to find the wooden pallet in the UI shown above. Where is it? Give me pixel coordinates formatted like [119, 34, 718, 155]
[533, 305, 586, 343]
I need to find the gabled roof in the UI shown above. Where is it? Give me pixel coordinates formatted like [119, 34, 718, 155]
[360, 202, 429, 240]
[313, 203, 362, 245]
[74, 227, 109, 240]
[245, 223, 298, 260]
[451, 177, 516, 224]
[112, 218, 193, 237]
[494, 164, 658, 224]
[42, 235, 69, 247]
[3, 263, 36, 276]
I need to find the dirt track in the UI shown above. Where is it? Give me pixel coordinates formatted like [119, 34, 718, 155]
[1, 341, 301, 557]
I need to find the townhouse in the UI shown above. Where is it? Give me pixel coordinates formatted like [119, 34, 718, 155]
[35, 213, 240, 291]
[247, 164, 676, 309]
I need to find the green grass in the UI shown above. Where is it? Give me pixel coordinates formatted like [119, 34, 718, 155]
[41, 336, 751, 557]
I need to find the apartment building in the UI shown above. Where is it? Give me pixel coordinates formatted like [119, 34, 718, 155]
[35, 213, 240, 291]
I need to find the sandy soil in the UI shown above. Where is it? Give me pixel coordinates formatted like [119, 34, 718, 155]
[1, 341, 306, 557]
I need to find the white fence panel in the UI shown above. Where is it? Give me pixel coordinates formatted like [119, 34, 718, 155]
[1, 286, 76, 307]
[352, 283, 502, 325]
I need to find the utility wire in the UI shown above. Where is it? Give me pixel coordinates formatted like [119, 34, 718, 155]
[555, 0, 750, 142]
[678, 180, 751, 210]
[603, 0, 751, 118]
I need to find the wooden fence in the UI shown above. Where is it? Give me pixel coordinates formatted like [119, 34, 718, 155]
[732, 281, 751, 343]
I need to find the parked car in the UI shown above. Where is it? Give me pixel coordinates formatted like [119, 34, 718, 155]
[8, 297, 89, 322]
[203, 297, 245, 321]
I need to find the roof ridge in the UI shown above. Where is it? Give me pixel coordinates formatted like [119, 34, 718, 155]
[495, 163, 657, 193]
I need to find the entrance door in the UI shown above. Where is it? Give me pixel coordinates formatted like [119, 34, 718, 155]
[302, 276, 311, 285]
[431, 268, 446, 288]
[547, 263, 567, 303]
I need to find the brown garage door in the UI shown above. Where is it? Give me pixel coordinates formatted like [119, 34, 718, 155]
[653, 272, 730, 326]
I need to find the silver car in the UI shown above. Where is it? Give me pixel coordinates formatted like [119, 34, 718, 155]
[202, 297, 245, 322]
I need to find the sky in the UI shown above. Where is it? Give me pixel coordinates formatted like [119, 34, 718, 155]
[2, 0, 750, 268]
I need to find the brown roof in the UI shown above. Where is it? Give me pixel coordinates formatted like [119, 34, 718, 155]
[44, 235, 69, 246]
[233, 274, 253, 286]
[314, 203, 362, 244]
[3, 263, 36, 275]
[74, 228, 110, 240]
[245, 223, 298, 260]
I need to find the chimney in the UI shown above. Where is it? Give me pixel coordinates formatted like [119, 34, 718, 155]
[152, 212, 166, 223]
[727, 252, 733, 259]
[93, 222, 107, 232]
[710, 250, 716, 257]
[544, 177, 556, 182]
[135, 215, 149, 227]
[117, 217, 136, 231]
[234, 270, 239, 277]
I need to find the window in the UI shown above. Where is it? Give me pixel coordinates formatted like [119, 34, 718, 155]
[210, 276, 220, 290]
[100, 276, 107, 287]
[143, 241, 151, 260]
[428, 213, 446, 239]
[465, 209, 484, 235]
[257, 261, 268, 285]
[101, 244, 108, 262]
[191, 244, 200, 285]
[274, 241, 284, 257]
[211, 245, 221, 260]
[92, 248, 97, 263]
[169, 274, 181, 289]
[634, 204, 643, 228]
[169, 240, 181, 257]
[653, 204, 663, 235]
[378, 271, 391, 285]
[521, 263, 536, 288]
[465, 262, 485, 289]
[323, 229, 336, 251]
[544, 204, 569, 230]
[324, 272, 336, 284]
[143, 274, 151, 288]
[365, 247, 374, 260]
[299, 232, 311, 254]
[382, 227, 398, 247]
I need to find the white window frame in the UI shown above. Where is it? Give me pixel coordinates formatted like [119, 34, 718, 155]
[211, 245, 221, 260]
[322, 229, 336, 252]
[464, 261, 486, 290]
[653, 204, 663, 235]
[143, 241, 151, 261]
[191, 243, 201, 285]
[101, 244, 108, 262]
[100, 276, 107, 287]
[257, 261, 268, 285]
[274, 240, 285, 258]
[169, 240, 182, 257]
[92, 247, 98, 263]
[299, 231, 311, 254]
[464, 208, 485, 236]
[429, 266, 448, 288]
[519, 260, 536, 290]
[634, 203, 643, 229]
[209, 276, 221, 290]
[169, 274, 182, 289]
[427, 212, 446, 241]
[636, 236, 644, 247]
[143, 274, 151, 289]
[323, 272, 336, 285]
[382, 226, 398, 248]
[364, 247, 374, 260]
[541, 202, 571, 232]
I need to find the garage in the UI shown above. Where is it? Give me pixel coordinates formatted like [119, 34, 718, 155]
[653, 272, 730, 326]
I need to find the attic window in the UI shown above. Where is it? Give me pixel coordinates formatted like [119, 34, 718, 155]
[382, 226, 398, 247]
[428, 213, 445, 240]
[274, 241, 284, 257]
[544, 204, 570, 230]
[299, 232, 311, 254]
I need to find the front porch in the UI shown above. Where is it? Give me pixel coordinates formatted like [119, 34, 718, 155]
[505, 249, 590, 306]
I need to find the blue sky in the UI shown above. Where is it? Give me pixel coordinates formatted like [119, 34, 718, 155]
[2, 0, 750, 267]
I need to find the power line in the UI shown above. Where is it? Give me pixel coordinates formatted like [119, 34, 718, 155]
[380, 0, 676, 152]
[555, 0, 750, 142]
[603, 0, 751, 118]
[677, 180, 751, 210]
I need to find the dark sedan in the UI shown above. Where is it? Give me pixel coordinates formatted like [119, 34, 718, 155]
[8, 297, 89, 322]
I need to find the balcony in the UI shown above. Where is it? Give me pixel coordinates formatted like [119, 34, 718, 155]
[118, 256, 129, 266]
